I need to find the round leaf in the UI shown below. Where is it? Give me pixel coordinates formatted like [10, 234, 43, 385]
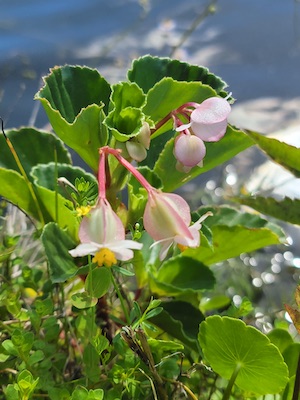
[199, 316, 289, 395]
[85, 268, 111, 298]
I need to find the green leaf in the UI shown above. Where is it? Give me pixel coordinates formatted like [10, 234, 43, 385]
[71, 292, 98, 309]
[151, 255, 215, 296]
[184, 206, 284, 265]
[31, 163, 96, 238]
[32, 162, 97, 198]
[41, 222, 77, 283]
[0, 168, 43, 222]
[235, 196, 300, 226]
[199, 316, 289, 395]
[104, 81, 146, 141]
[128, 55, 228, 94]
[35, 65, 111, 171]
[282, 343, 300, 378]
[144, 78, 216, 125]
[153, 125, 254, 191]
[0, 127, 71, 178]
[85, 267, 111, 298]
[246, 130, 300, 177]
[267, 329, 294, 354]
[150, 301, 203, 352]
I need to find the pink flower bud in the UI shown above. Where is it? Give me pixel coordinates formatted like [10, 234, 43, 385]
[174, 133, 206, 169]
[190, 97, 231, 142]
[143, 190, 201, 260]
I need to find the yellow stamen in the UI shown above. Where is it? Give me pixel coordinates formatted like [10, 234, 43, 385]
[76, 205, 92, 217]
[178, 243, 188, 252]
[93, 248, 117, 267]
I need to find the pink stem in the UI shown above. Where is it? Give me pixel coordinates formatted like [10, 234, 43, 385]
[101, 146, 154, 193]
[98, 149, 107, 199]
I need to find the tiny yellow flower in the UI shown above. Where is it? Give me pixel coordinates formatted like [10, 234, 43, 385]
[76, 205, 92, 217]
[93, 248, 117, 267]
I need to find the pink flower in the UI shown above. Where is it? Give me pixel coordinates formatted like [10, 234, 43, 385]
[174, 132, 206, 172]
[173, 97, 231, 170]
[143, 189, 210, 260]
[69, 198, 142, 263]
[189, 97, 231, 142]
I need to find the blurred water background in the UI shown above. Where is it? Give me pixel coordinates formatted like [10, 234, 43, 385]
[1, 0, 300, 132]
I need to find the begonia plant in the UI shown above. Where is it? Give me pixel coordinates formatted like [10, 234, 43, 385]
[0, 56, 298, 399]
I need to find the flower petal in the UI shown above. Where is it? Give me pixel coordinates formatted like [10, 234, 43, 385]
[174, 133, 206, 167]
[79, 198, 125, 244]
[144, 190, 193, 243]
[69, 242, 100, 257]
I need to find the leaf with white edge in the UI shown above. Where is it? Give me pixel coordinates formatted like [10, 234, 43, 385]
[199, 316, 289, 395]
[35, 65, 111, 172]
[234, 196, 300, 226]
[246, 130, 300, 177]
[153, 125, 254, 191]
[41, 223, 78, 283]
[128, 55, 228, 94]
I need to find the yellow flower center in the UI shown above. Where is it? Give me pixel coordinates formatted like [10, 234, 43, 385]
[177, 243, 188, 252]
[93, 248, 117, 267]
[76, 205, 92, 217]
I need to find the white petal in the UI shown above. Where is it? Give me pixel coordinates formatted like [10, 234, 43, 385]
[69, 242, 100, 257]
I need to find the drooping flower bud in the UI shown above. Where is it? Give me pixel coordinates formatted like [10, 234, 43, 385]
[174, 132, 206, 171]
[190, 97, 231, 142]
[143, 189, 208, 260]
[126, 122, 151, 162]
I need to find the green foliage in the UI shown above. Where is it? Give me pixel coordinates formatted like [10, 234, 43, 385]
[0, 55, 298, 399]
[199, 316, 289, 395]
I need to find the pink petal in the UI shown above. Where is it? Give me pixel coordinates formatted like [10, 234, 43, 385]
[191, 97, 231, 124]
[143, 190, 193, 242]
[174, 133, 206, 167]
[190, 97, 231, 142]
[192, 119, 228, 142]
[79, 199, 125, 244]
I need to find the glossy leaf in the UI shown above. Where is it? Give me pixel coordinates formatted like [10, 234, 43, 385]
[128, 55, 228, 94]
[184, 206, 284, 265]
[153, 125, 254, 191]
[0, 168, 45, 222]
[234, 195, 300, 226]
[199, 316, 289, 395]
[150, 255, 215, 296]
[35, 65, 111, 171]
[246, 130, 300, 177]
[41, 222, 78, 283]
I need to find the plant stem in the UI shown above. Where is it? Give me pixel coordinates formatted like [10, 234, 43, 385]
[110, 269, 130, 324]
[222, 364, 241, 400]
